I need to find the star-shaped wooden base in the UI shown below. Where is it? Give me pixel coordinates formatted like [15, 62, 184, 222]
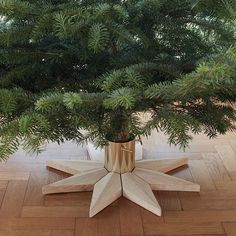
[42, 158, 200, 217]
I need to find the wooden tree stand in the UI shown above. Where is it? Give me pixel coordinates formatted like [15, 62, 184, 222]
[42, 140, 200, 217]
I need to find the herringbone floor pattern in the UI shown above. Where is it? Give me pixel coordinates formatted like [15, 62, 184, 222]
[0, 130, 236, 236]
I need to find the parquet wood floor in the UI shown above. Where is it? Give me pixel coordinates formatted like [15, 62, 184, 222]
[0, 130, 236, 235]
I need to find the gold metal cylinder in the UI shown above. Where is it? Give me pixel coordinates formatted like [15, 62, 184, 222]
[104, 140, 135, 174]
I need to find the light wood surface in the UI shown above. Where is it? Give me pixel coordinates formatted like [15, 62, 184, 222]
[0, 129, 236, 235]
[46, 160, 103, 175]
[42, 149, 199, 217]
[42, 168, 108, 194]
[89, 172, 122, 217]
[0, 172, 30, 180]
[134, 168, 200, 192]
[122, 172, 162, 216]
[136, 158, 188, 173]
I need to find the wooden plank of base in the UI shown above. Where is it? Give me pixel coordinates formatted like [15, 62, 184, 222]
[42, 168, 107, 194]
[22, 206, 88, 217]
[122, 172, 162, 216]
[0, 180, 28, 217]
[133, 168, 200, 192]
[136, 158, 188, 173]
[46, 160, 104, 175]
[143, 222, 224, 235]
[89, 172, 122, 217]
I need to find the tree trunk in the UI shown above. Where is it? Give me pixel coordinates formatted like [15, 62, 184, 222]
[104, 140, 135, 174]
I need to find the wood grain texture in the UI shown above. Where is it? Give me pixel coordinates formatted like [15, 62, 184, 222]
[75, 218, 97, 236]
[133, 167, 200, 192]
[143, 222, 224, 235]
[0, 128, 235, 235]
[89, 172, 122, 217]
[215, 144, 236, 172]
[119, 198, 144, 236]
[24, 171, 48, 206]
[0, 172, 29, 180]
[122, 172, 162, 216]
[188, 160, 216, 190]
[46, 159, 103, 175]
[42, 168, 107, 194]
[0, 180, 28, 217]
[22, 206, 88, 217]
[222, 222, 236, 236]
[0, 218, 75, 230]
[136, 158, 188, 173]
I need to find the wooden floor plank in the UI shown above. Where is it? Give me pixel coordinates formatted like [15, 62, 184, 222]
[143, 222, 224, 235]
[222, 222, 236, 236]
[0, 129, 235, 235]
[0, 191, 5, 208]
[51, 230, 74, 236]
[0, 230, 52, 236]
[181, 198, 236, 210]
[119, 198, 144, 236]
[24, 171, 49, 206]
[0, 172, 30, 181]
[188, 160, 216, 190]
[44, 191, 91, 206]
[0, 180, 28, 217]
[0, 181, 8, 190]
[97, 206, 120, 236]
[157, 191, 182, 211]
[215, 145, 236, 172]
[75, 218, 97, 236]
[164, 210, 236, 223]
[0, 218, 75, 230]
[22, 206, 89, 217]
[202, 153, 231, 182]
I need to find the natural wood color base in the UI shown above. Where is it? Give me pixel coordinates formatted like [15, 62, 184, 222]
[134, 168, 200, 192]
[90, 172, 122, 217]
[42, 168, 108, 194]
[122, 172, 162, 216]
[43, 157, 200, 217]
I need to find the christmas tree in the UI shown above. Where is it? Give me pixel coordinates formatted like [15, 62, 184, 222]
[1, 0, 236, 218]
[0, 0, 235, 160]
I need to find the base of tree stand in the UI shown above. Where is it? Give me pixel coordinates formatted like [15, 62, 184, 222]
[42, 140, 200, 217]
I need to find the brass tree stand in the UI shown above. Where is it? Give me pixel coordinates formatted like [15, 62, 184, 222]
[42, 140, 200, 217]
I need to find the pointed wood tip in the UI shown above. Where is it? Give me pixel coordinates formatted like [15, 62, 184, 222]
[89, 208, 99, 218]
[191, 183, 201, 192]
[42, 185, 52, 195]
[152, 207, 162, 216]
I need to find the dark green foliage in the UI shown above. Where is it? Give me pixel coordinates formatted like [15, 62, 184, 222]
[0, 0, 236, 160]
